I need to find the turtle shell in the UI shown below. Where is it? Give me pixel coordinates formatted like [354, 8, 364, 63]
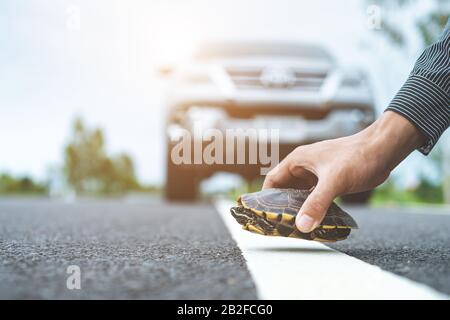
[238, 188, 358, 229]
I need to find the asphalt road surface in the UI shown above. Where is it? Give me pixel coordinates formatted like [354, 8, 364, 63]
[0, 197, 449, 299]
[0, 197, 256, 299]
[329, 206, 450, 296]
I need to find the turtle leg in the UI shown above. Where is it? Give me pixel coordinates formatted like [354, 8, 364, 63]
[245, 224, 266, 235]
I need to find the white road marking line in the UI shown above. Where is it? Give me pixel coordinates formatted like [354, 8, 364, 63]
[216, 199, 448, 300]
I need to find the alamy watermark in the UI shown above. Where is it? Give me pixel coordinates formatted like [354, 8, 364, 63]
[66, 5, 81, 31]
[66, 265, 81, 290]
[366, 4, 382, 30]
[170, 126, 280, 175]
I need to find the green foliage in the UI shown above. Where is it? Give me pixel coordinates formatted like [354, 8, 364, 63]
[371, 179, 444, 205]
[64, 118, 140, 195]
[0, 173, 47, 195]
[417, 10, 450, 45]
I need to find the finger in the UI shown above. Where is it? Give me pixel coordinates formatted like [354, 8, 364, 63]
[262, 146, 315, 189]
[262, 158, 315, 190]
[295, 179, 337, 233]
[262, 161, 295, 189]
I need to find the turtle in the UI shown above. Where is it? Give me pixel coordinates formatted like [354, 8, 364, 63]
[230, 188, 358, 242]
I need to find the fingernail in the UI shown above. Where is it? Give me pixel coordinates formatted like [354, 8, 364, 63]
[296, 214, 317, 233]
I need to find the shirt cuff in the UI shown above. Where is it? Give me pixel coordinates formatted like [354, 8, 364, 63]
[385, 75, 450, 155]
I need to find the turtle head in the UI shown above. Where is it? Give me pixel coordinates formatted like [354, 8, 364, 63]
[230, 206, 251, 226]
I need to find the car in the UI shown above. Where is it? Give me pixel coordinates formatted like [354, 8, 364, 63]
[162, 41, 376, 203]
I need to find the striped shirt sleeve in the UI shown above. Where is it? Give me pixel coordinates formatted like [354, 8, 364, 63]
[386, 20, 450, 155]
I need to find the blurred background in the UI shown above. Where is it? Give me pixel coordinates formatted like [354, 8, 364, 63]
[0, 0, 449, 205]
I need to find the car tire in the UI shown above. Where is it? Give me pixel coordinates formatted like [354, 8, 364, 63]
[341, 190, 372, 204]
[165, 145, 199, 202]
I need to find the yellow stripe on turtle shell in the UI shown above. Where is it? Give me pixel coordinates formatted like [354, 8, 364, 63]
[239, 196, 249, 209]
[265, 212, 279, 221]
[250, 207, 265, 216]
[281, 214, 295, 225]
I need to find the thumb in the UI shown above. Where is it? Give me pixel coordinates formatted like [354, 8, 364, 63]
[295, 181, 337, 233]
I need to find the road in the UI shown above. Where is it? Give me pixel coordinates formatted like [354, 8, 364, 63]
[329, 206, 450, 296]
[0, 197, 256, 299]
[0, 197, 449, 299]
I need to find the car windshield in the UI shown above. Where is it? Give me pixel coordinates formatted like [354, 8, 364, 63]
[194, 42, 332, 61]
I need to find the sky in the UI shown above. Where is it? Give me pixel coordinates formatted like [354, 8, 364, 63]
[0, 0, 447, 186]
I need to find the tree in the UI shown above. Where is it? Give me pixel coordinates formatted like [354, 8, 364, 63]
[0, 174, 47, 194]
[367, 1, 449, 204]
[64, 118, 140, 195]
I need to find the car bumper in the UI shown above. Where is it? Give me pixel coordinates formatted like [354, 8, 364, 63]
[168, 108, 373, 145]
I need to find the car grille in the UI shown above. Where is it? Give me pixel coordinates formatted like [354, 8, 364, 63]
[226, 68, 327, 90]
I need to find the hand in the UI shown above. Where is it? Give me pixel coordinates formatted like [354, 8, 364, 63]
[262, 111, 426, 233]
